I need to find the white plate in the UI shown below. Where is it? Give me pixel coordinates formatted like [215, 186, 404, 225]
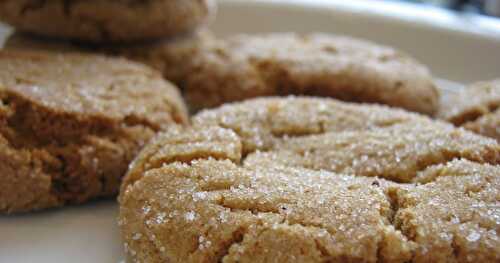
[1, 1, 500, 262]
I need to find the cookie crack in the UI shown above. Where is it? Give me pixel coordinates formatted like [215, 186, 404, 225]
[452, 102, 500, 126]
[375, 186, 418, 262]
[413, 157, 499, 185]
[213, 195, 398, 261]
[214, 195, 291, 216]
[218, 222, 336, 262]
[215, 227, 246, 263]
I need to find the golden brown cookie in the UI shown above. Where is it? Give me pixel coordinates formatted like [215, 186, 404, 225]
[439, 79, 500, 141]
[120, 97, 500, 262]
[4, 32, 439, 114]
[0, 50, 188, 213]
[120, 159, 414, 263]
[0, 0, 216, 43]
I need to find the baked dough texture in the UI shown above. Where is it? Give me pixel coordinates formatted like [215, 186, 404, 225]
[4, 32, 439, 114]
[0, 50, 188, 213]
[0, 0, 216, 43]
[439, 79, 500, 141]
[120, 97, 500, 262]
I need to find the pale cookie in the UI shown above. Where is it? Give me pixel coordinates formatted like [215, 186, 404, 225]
[120, 97, 500, 262]
[4, 32, 439, 114]
[0, 50, 188, 213]
[0, 0, 216, 43]
[439, 79, 500, 141]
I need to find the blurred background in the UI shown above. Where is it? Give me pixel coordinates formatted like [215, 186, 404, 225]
[397, 0, 500, 16]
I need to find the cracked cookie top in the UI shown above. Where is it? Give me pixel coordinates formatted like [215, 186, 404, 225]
[439, 79, 500, 142]
[0, 50, 188, 213]
[0, 0, 216, 43]
[119, 97, 500, 262]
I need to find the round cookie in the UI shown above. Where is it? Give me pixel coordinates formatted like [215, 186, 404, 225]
[0, 50, 188, 213]
[439, 79, 500, 141]
[119, 97, 500, 262]
[0, 0, 216, 43]
[4, 32, 439, 114]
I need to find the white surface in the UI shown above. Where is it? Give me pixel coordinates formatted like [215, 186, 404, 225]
[2, 0, 499, 262]
[0, 201, 121, 263]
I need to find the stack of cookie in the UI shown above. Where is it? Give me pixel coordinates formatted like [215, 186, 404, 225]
[1, 1, 500, 262]
[0, 0, 216, 213]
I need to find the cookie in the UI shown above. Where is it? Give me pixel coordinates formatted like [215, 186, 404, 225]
[0, 0, 216, 43]
[119, 97, 500, 262]
[4, 32, 439, 114]
[0, 50, 188, 213]
[439, 79, 500, 141]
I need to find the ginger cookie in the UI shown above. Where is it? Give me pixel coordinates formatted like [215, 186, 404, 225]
[0, 50, 188, 213]
[439, 79, 500, 141]
[0, 0, 216, 43]
[119, 97, 500, 262]
[4, 32, 439, 114]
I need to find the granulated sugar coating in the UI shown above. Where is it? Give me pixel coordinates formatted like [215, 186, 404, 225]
[120, 97, 500, 262]
[0, 50, 188, 213]
[396, 160, 500, 262]
[121, 160, 413, 262]
[193, 97, 433, 154]
[244, 123, 500, 183]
